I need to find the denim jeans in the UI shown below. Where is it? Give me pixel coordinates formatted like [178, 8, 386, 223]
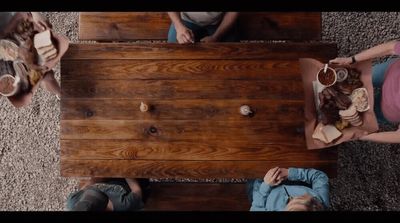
[372, 57, 399, 125]
[66, 179, 143, 211]
[167, 20, 240, 43]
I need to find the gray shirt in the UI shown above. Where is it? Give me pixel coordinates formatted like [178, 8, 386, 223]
[181, 12, 224, 26]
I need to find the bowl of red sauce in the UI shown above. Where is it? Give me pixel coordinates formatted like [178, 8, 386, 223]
[317, 66, 337, 87]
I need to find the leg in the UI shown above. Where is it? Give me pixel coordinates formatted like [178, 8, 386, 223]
[167, 20, 205, 43]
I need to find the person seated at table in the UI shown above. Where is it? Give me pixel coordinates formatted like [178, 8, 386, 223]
[330, 40, 400, 144]
[66, 178, 149, 211]
[167, 12, 239, 44]
[247, 167, 329, 211]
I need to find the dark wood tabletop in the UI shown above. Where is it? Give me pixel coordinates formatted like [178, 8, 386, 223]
[60, 42, 338, 179]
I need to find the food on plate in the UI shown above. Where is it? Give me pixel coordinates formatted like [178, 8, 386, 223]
[312, 122, 342, 143]
[15, 19, 35, 41]
[351, 87, 369, 112]
[339, 104, 363, 127]
[335, 119, 349, 131]
[317, 66, 337, 87]
[0, 39, 19, 61]
[33, 30, 57, 65]
[28, 69, 43, 86]
[334, 68, 363, 95]
[318, 87, 352, 124]
[0, 74, 17, 96]
[335, 68, 348, 82]
[320, 104, 340, 125]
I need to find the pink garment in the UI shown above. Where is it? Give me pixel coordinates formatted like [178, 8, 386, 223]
[381, 41, 400, 123]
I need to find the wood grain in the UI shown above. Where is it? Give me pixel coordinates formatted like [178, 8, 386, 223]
[61, 59, 301, 80]
[238, 12, 321, 41]
[79, 12, 171, 41]
[60, 159, 337, 178]
[62, 43, 337, 61]
[79, 12, 321, 41]
[60, 120, 306, 144]
[144, 183, 249, 211]
[61, 99, 304, 121]
[61, 80, 304, 100]
[61, 139, 337, 161]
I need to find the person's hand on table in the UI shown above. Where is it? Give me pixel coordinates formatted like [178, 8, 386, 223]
[264, 167, 284, 186]
[200, 35, 218, 43]
[176, 25, 194, 44]
[329, 57, 352, 65]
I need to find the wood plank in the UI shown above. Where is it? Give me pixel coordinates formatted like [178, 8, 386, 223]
[79, 12, 171, 41]
[61, 80, 304, 100]
[61, 59, 301, 80]
[61, 99, 305, 121]
[61, 139, 337, 161]
[238, 12, 321, 40]
[60, 160, 337, 178]
[62, 43, 337, 61]
[144, 183, 249, 211]
[60, 120, 306, 144]
[79, 12, 321, 41]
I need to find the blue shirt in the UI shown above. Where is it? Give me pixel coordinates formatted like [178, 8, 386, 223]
[250, 168, 330, 211]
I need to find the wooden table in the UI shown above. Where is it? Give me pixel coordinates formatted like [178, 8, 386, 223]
[60, 42, 338, 179]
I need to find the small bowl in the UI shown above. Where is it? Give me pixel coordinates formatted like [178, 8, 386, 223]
[317, 66, 337, 87]
[335, 67, 348, 82]
[0, 74, 18, 96]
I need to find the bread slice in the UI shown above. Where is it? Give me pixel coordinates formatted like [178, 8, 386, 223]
[350, 119, 363, 126]
[46, 52, 58, 61]
[34, 30, 52, 49]
[42, 47, 57, 59]
[321, 125, 342, 143]
[36, 44, 55, 55]
[312, 122, 328, 143]
[339, 104, 357, 117]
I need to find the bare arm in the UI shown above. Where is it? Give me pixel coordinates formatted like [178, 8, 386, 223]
[360, 126, 400, 144]
[167, 12, 184, 30]
[167, 12, 194, 44]
[330, 40, 399, 65]
[125, 178, 143, 199]
[201, 12, 239, 42]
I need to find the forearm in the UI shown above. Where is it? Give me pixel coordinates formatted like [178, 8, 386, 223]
[288, 168, 329, 207]
[167, 12, 185, 29]
[360, 130, 400, 143]
[212, 12, 239, 40]
[125, 178, 142, 198]
[353, 41, 398, 62]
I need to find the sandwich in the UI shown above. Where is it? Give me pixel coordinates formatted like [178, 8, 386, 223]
[33, 30, 58, 65]
[312, 122, 342, 144]
[34, 30, 52, 49]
